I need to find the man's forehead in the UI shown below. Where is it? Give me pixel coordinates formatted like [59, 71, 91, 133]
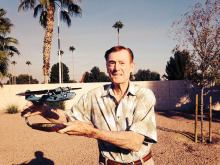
[108, 50, 130, 60]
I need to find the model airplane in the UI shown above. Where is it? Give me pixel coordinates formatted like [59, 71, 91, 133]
[17, 87, 82, 102]
[17, 87, 82, 132]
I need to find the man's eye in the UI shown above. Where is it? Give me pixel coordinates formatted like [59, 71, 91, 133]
[109, 62, 115, 65]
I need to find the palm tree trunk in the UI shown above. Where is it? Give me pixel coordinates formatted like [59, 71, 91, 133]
[42, 1, 55, 84]
[13, 64, 15, 84]
[61, 55, 63, 83]
[10, 56, 13, 85]
[8, 75, 11, 85]
[12, 65, 14, 84]
[28, 65, 30, 84]
[72, 52, 74, 81]
[118, 29, 119, 46]
[11, 66, 13, 84]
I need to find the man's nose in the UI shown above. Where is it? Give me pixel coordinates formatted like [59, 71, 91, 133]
[114, 62, 120, 71]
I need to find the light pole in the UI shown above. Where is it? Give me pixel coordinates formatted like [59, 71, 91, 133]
[57, 7, 62, 84]
[56, 2, 68, 85]
[54, 2, 68, 84]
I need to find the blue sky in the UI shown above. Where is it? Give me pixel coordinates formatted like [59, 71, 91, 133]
[1, 0, 203, 83]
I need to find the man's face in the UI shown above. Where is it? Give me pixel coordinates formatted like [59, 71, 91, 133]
[106, 50, 135, 85]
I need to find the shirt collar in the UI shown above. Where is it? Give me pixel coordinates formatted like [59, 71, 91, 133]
[102, 82, 136, 97]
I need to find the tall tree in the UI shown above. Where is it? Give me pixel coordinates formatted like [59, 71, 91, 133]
[69, 46, 75, 81]
[18, 0, 82, 84]
[171, 0, 219, 142]
[0, 9, 20, 80]
[26, 61, 32, 84]
[163, 49, 194, 80]
[15, 74, 39, 84]
[112, 21, 124, 45]
[0, 9, 20, 54]
[83, 66, 110, 82]
[50, 62, 70, 83]
[134, 69, 160, 81]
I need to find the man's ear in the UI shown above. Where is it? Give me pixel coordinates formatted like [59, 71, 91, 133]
[106, 61, 108, 72]
[130, 62, 135, 72]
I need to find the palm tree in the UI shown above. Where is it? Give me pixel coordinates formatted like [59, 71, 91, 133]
[0, 9, 20, 54]
[18, 1, 82, 84]
[11, 61, 16, 84]
[0, 9, 20, 80]
[69, 46, 75, 81]
[26, 61, 32, 84]
[112, 21, 124, 45]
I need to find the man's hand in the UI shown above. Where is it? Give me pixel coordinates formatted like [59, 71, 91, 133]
[59, 120, 144, 152]
[58, 121, 96, 138]
[21, 101, 46, 118]
[21, 101, 66, 123]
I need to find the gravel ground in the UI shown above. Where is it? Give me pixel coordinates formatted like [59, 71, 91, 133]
[0, 110, 219, 165]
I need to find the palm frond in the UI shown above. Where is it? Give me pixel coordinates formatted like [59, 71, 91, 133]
[69, 46, 75, 51]
[112, 21, 124, 29]
[0, 8, 7, 17]
[26, 61, 32, 65]
[60, 10, 71, 27]
[60, 0, 82, 7]
[18, 0, 36, 12]
[6, 46, 20, 55]
[0, 37, 19, 45]
[33, 4, 43, 18]
[0, 9, 14, 36]
[0, 45, 20, 55]
[68, 3, 82, 17]
[39, 11, 47, 28]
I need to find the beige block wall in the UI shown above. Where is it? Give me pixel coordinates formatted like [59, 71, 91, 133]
[0, 81, 219, 112]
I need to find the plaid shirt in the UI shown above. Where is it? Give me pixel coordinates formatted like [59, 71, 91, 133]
[65, 82, 157, 162]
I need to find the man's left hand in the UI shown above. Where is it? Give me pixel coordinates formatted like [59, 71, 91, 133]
[58, 120, 96, 138]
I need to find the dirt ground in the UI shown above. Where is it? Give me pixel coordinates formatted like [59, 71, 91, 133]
[0, 110, 219, 165]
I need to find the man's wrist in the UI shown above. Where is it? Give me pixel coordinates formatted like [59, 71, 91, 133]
[90, 127, 101, 139]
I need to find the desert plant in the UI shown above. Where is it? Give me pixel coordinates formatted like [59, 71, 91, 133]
[6, 104, 19, 114]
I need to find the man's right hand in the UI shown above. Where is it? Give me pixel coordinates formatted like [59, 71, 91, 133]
[21, 101, 47, 118]
[21, 101, 67, 123]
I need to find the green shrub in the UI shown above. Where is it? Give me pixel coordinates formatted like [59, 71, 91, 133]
[6, 104, 19, 114]
[46, 101, 66, 110]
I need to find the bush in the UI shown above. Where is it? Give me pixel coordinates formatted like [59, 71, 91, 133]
[46, 101, 66, 110]
[6, 104, 19, 114]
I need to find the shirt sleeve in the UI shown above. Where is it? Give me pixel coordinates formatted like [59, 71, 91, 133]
[129, 88, 157, 143]
[64, 92, 92, 122]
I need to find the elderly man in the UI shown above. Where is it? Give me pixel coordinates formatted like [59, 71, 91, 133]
[22, 46, 157, 165]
